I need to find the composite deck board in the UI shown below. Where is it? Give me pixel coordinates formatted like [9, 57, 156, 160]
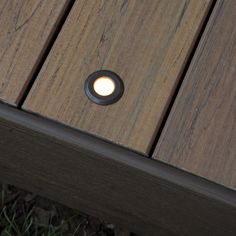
[23, 0, 212, 154]
[0, 103, 236, 236]
[154, 0, 236, 190]
[0, 0, 69, 106]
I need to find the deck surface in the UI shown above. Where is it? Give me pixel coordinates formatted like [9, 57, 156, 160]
[154, 0, 236, 190]
[23, 0, 212, 154]
[0, 1, 235, 235]
[0, 0, 69, 106]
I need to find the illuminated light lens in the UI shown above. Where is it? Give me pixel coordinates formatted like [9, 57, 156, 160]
[93, 76, 115, 96]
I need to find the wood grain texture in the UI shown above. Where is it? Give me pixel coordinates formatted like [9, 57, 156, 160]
[154, 0, 236, 190]
[0, 104, 236, 236]
[0, 0, 70, 106]
[23, 0, 212, 154]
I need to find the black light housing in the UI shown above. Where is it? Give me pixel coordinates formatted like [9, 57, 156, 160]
[84, 70, 124, 105]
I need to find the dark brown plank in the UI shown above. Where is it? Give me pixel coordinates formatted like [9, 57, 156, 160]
[154, 0, 236, 190]
[23, 0, 212, 154]
[0, 103, 236, 236]
[0, 0, 70, 106]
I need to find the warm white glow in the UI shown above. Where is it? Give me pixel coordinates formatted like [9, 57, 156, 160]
[93, 76, 115, 96]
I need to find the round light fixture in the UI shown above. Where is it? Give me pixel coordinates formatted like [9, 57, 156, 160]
[84, 70, 124, 105]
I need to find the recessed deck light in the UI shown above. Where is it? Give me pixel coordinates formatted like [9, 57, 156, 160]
[84, 70, 124, 105]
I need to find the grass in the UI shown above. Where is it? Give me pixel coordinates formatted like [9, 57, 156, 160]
[0, 184, 134, 236]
